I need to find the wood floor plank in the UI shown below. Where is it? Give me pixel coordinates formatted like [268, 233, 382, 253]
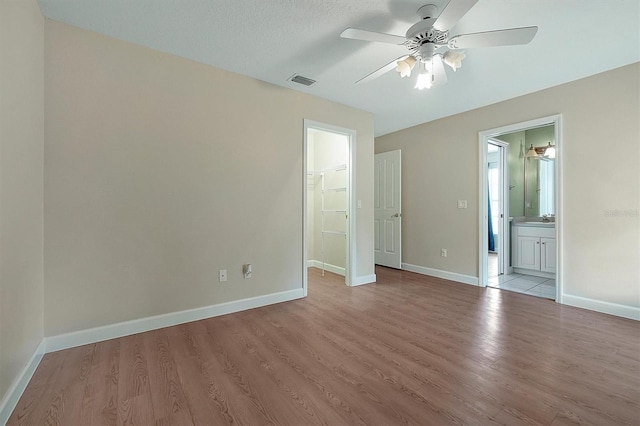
[7, 350, 68, 425]
[117, 333, 154, 425]
[204, 316, 357, 425]
[224, 311, 407, 425]
[79, 339, 120, 426]
[29, 344, 95, 425]
[190, 325, 289, 425]
[143, 329, 194, 426]
[168, 322, 245, 425]
[7, 266, 640, 425]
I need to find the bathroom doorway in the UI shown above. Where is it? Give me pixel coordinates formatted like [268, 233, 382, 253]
[302, 120, 355, 294]
[478, 115, 562, 302]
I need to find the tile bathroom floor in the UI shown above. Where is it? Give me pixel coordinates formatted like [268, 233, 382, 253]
[488, 273, 556, 299]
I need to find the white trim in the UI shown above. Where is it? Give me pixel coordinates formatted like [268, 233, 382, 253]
[402, 263, 479, 286]
[45, 289, 304, 353]
[307, 260, 345, 276]
[562, 294, 640, 321]
[553, 117, 564, 304]
[351, 274, 376, 286]
[478, 136, 488, 287]
[303, 119, 357, 290]
[303, 122, 309, 297]
[0, 339, 46, 425]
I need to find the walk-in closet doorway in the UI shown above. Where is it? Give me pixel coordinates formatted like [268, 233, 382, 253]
[303, 120, 355, 294]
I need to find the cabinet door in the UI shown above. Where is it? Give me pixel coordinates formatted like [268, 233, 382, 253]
[516, 236, 540, 270]
[541, 237, 556, 273]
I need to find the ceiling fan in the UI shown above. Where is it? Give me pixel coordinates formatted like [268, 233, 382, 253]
[340, 0, 538, 89]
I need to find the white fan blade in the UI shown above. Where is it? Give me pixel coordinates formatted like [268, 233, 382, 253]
[340, 28, 406, 45]
[431, 55, 448, 86]
[356, 55, 409, 84]
[448, 26, 538, 49]
[433, 0, 479, 31]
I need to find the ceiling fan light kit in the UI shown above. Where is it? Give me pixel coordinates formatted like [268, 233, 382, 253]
[340, 0, 538, 91]
[395, 55, 417, 78]
[443, 50, 466, 71]
[415, 68, 433, 90]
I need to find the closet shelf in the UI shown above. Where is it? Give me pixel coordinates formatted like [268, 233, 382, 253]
[308, 164, 347, 175]
[322, 230, 346, 236]
[316, 163, 348, 276]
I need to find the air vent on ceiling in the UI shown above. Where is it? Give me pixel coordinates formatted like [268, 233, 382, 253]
[289, 74, 316, 86]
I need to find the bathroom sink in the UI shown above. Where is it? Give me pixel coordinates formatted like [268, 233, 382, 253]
[523, 221, 554, 226]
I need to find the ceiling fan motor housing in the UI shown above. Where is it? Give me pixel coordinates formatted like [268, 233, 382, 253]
[417, 4, 438, 19]
[405, 5, 449, 54]
[418, 43, 436, 61]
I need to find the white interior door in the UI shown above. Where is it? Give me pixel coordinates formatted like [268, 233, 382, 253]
[488, 140, 508, 276]
[374, 150, 402, 268]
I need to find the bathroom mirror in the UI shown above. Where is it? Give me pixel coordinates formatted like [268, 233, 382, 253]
[496, 124, 555, 217]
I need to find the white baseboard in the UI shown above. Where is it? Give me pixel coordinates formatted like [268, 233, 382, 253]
[351, 274, 376, 287]
[561, 294, 640, 321]
[402, 263, 479, 286]
[46, 288, 305, 353]
[307, 261, 374, 287]
[307, 260, 345, 276]
[0, 339, 46, 425]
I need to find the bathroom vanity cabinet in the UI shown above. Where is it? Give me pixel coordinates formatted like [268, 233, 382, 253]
[512, 223, 556, 277]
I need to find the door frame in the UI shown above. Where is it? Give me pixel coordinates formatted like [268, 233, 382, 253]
[487, 138, 509, 277]
[303, 119, 356, 295]
[478, 114, 563, 303]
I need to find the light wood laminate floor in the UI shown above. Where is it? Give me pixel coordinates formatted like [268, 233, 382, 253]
[8, 267, 640, 425]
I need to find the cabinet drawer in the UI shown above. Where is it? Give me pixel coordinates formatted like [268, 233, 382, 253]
[516, 226, 555, 238]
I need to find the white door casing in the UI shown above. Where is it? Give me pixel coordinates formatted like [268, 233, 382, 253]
[303, 119, 355, 295]
[374, 150, 401, 269]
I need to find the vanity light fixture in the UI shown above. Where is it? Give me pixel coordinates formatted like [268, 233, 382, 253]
[525, 144, 539, 158]
[544, 142, 556, 159]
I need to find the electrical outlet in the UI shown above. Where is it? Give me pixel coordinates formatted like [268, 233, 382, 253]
[243, 264, 252, 279]
[457, 200, 468, 209]
[441, 249, 447, 258]
[219, 269, 227, 282]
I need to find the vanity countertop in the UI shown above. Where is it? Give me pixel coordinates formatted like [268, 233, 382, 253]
[513, 221, 555, 228]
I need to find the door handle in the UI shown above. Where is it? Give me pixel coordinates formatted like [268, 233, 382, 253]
[392, 213, 400, 218]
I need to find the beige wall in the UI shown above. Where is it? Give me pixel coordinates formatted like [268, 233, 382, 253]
[376, 63, 640, 310]
[0, 0, 45, 402]
[44, 20, 375, 336]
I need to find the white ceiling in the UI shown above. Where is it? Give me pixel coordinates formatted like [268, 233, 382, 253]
[37, 0, 640, 136]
